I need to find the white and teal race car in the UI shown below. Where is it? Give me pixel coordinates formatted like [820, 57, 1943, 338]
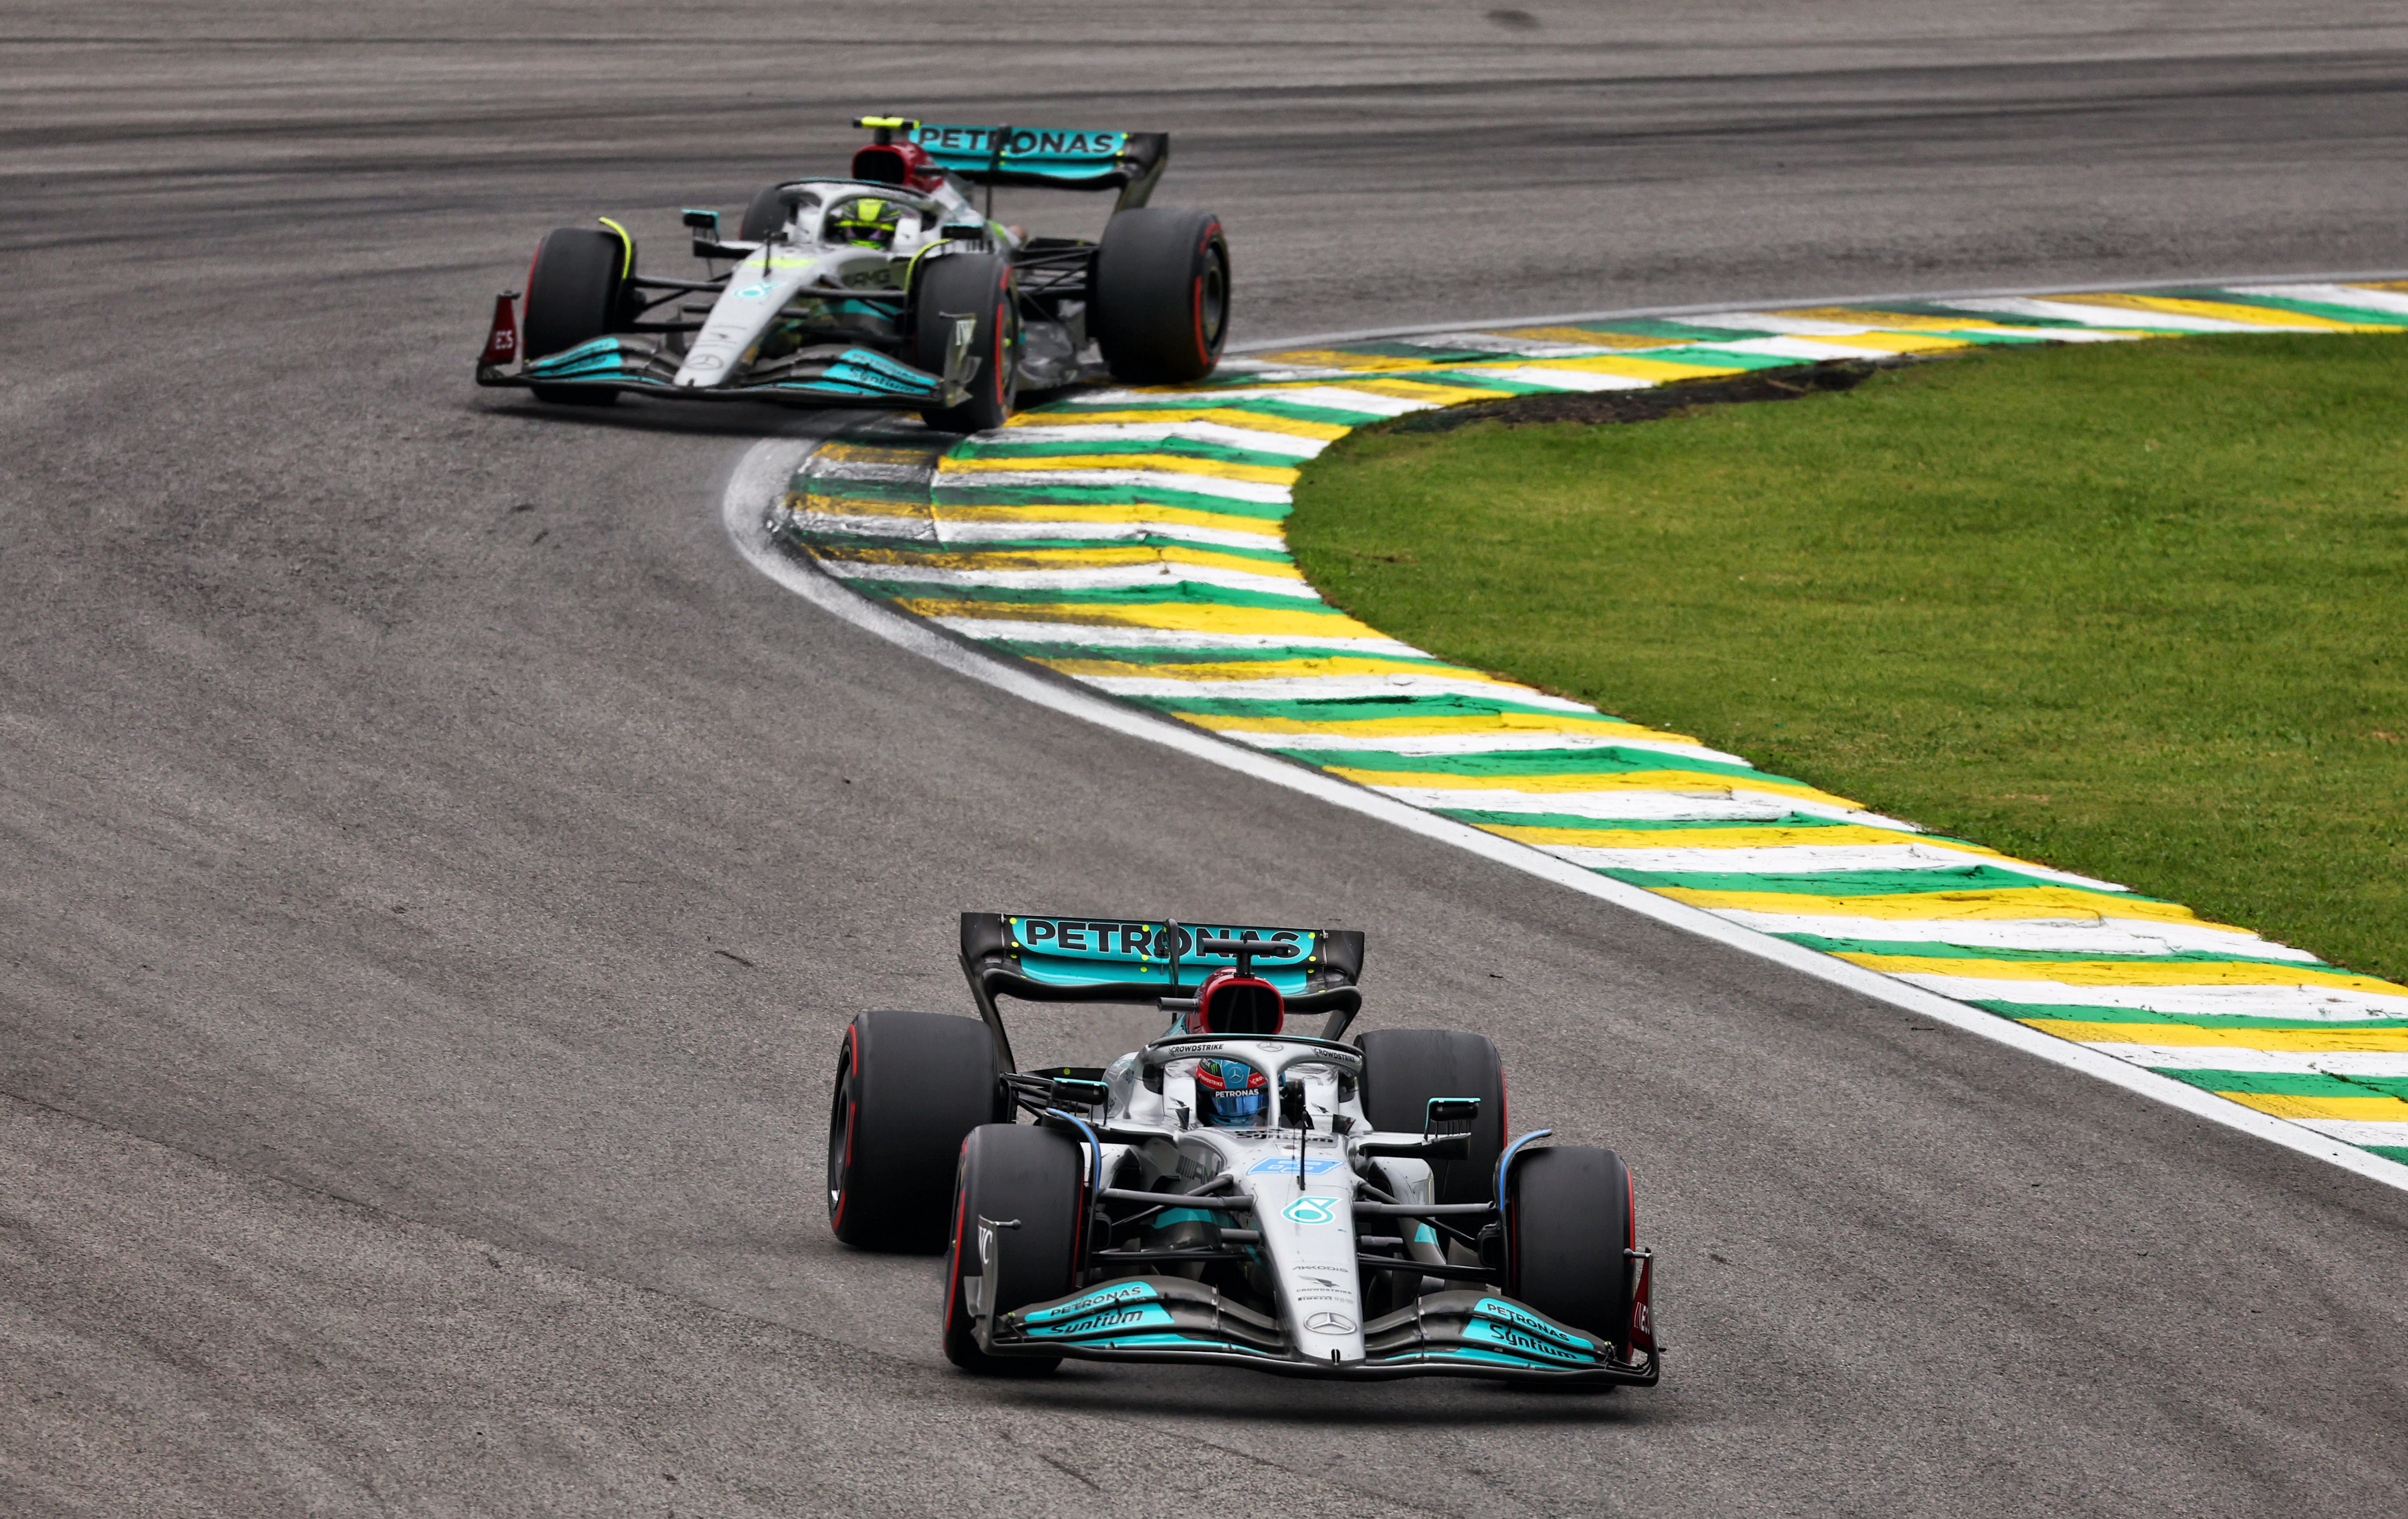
[826, 913, 1661, 1385]
[475, 118, 1229, 431]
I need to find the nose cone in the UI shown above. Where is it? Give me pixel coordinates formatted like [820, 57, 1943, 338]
[1245, 1172, 1367, 1364]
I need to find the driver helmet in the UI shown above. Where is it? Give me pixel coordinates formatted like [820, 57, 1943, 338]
[1194, 1058, 1267, 1127]
[829, 195, 904, 248]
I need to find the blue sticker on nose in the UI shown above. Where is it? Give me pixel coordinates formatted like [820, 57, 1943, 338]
[1249, 1156, 1339, 1176]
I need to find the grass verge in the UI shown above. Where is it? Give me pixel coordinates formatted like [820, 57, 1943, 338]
[1287, 333, 2408, 981]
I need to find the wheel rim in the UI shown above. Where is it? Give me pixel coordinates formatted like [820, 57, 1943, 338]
[826, 1046, 854, 1223]
[1198, 249, 1228, 353]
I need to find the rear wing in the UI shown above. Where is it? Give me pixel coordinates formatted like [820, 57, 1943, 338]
[907, 124, 1170, 209]
[960, 911, 1364, 1062]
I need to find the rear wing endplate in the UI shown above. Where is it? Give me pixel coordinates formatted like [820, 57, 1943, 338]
[960, 912, 1364, 1063]
[907, 124, 1170, 209]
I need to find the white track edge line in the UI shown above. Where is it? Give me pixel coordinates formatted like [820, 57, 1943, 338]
[723, 431, 2408, 1202]
[1231, 268, 2408, 352]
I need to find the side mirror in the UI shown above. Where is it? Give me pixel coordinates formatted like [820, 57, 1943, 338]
[1048, 1076, 1110, 1112]
[1423, 1096, 1481, 1133]
[681, 208, 722, 234]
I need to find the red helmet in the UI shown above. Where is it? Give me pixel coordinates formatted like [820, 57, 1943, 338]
[850, 140, 947, 194]
[1188, 967, 1284, 1037]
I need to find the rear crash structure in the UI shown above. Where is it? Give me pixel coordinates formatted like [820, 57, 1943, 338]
[827, 914, 1661, 1387]
[475, 118, 1230, 432]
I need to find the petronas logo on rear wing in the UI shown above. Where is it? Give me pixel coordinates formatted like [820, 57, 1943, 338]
[905, 123, 1169, 198]
[955, 911, 1365, 1013]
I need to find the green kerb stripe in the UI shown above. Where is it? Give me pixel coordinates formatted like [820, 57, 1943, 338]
[833, 580, 1345, 613]
[929, 481, 1292, 519]
[1441, 808, 1845, 832]
[1973, 1000, 2408, 1031]
[2156, 1070, 2408, 1099]
[1775, 934, 2336, 972]
[1599, 865, 2152, 897]
[1288, 746, 1813, 786]
[950, 437, 1303, 467]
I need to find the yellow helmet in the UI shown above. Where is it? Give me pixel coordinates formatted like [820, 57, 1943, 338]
[831, 196, 903, 248]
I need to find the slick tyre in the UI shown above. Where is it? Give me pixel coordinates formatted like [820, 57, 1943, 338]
[1356, 1028, 1507, 1206]
[740, 183, 793, 243]
[827, 1010, 1006, 1251]
[914, 251, 1019, 434]
[1505, 1145, 1636, 1356]
[522, 226, 631, 405]
[942, 1123, 1085, 1375]
[1091, 207, 1228, 384]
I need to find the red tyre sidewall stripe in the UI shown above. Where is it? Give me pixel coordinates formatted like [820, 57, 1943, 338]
[942, 1137, 974, 1336]
[828, 1023, 860, 1234]
[1189, 223, 1223, 368]
[992, 277, 1008, 406]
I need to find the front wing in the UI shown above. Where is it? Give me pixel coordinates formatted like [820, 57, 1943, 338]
[477, 336, 965, 408]
[979, 1275, 1661, 1386]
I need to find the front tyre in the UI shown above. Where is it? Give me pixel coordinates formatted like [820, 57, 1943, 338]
[914, 251, 1019, 434]
[1091, 207, 1229, 384]
[1356, 1029, 1507, 1207]
[827, 1010, 1005, 1251]
[942, 1124, 1085, 1375]
[522, 225, 632, 406]
[1505, 1145, 1637, 1357]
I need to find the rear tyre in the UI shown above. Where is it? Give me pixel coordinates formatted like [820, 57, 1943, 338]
[522, 226, 630, 406]
[1356, 1028, 1507, 1206]
[740, 183, 793, 243]
[827, 1010, 1005, 1251]
[914, 251, 1019, 434]
[942, 1124, 1085, 1375]
[1091, 207, 1229, 384]
[1505, 1145, 1635, 1355]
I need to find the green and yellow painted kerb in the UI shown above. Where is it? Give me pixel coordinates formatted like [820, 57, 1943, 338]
[774, 280, 2408, 1166]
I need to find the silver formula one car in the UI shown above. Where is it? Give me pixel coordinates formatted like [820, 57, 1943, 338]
[475, 117, 1229, 431]
[826, 914, 1661, 1385]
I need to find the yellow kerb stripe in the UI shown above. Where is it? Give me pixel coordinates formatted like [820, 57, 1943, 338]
[898, 599, 1383, 639]
[1176, 711, 1685, 741]
[793, 493, 932, 522]
[1322, 378, 1517, 404]
[1789, 331, 1973, 356]
[925, 502, 1284, 537]
[1494, 327, 1696, 350]
[1238, 348, 1444, 370]
[1480, 822, 1986, 852]
[1039, 654, 1505, 684]
[2219, 1092, 2408, 1122]
[1006, 408, 1350, 441]
[837, 544, 1303, 579]
[1659, 886, 2228, 927]
[1328, 766, 1859, 807]
[938, 454, 1299, 487]
[1769, 307, 2125, 337]
[2038, 1021, 2408, 1052]
[1474, 354, 1742, 382]
[1846, 955, 2402, 994]
[2050, 292, 2382, 331]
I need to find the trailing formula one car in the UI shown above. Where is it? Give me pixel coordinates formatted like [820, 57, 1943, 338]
[826, 914, 1660, 1384]
[475, 117, 1230, 431]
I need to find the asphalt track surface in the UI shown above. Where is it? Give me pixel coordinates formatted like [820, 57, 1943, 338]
[6, 4, 2408, 1514]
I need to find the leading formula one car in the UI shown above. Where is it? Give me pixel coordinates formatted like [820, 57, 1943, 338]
[475, 117, 1229, 431]
[827, 914, 1660, 1384]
